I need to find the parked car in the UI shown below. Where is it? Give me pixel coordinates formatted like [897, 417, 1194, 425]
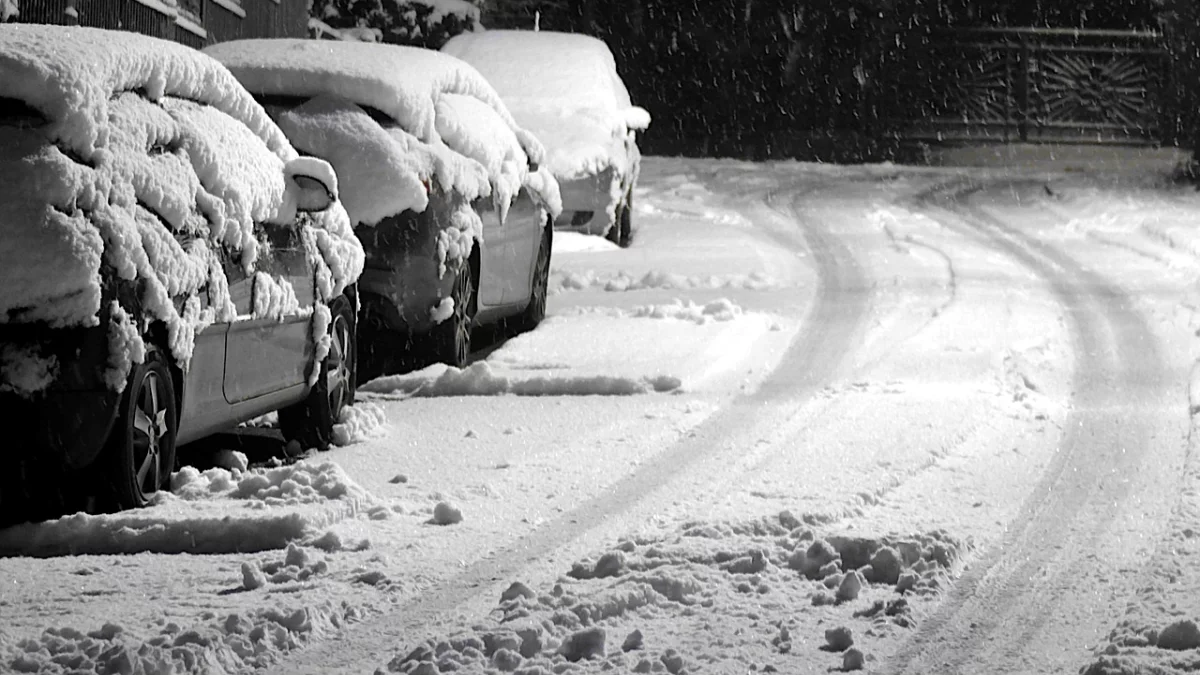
[0, 25, 364, 522]
[442, 30, 649, 247]
[206, 39, 562, 378]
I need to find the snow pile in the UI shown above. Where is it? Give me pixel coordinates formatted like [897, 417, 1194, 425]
[3, 600, 364, 675]
[629, 299, 743, 325]
[359, 361, 681, 397]
[0, 461, 381, 557]
[332, 401, 389, 446]
[384, 515, 967, 674]
[442, 30, 649, 181]
[0, 25, 361, 391]
[552, 269, 778, 293]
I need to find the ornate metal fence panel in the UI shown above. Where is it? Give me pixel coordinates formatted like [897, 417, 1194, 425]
[900, 27, 1168, 144]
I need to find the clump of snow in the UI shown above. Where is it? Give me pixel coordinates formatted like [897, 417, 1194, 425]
[2, 0, 18, 21]
[214, 449, 250, 472]
[430, 296, 455, 324]
[1157, 619, 1200, 651]
[0, 343, 58, 397]
[331, 401, 389, 446]
[103, 301, 146, 391]
[629, 298, 743, 325]
[359, 361, 681, 397]
[431, 501, 462, 525]
[825, 626, 854, 651]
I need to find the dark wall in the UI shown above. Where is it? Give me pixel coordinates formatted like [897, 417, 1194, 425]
[493, 0, 1188, 161]
[10, 0, 307, 45]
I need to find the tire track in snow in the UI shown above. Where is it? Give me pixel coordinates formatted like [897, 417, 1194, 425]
[267, 178, 876, 675]
[885, 178, 1188, 675]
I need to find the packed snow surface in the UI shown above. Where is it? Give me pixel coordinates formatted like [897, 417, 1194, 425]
[4, 156, 1199, 675]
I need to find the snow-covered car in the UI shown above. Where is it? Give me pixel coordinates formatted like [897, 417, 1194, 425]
[442, 30, 650, 247]
[205, 39, 562, 378]
[0, 26, 365, 521]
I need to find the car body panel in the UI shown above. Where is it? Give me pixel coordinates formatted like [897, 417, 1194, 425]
[223, 225, 316, 404]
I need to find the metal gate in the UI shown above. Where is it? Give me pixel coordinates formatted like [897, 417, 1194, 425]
[900, 27, 1168, 144]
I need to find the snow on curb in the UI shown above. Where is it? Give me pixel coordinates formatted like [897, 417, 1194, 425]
[0, 461, 381, 557]
[360, 361, 681, 398]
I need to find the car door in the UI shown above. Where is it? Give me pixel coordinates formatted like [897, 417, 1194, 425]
[162, 223, 231, 445]
[222, 223, 315, 403]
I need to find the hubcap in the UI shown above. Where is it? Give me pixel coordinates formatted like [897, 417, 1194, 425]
[326, 314, 351, 415]
[131, 371, 168, 497]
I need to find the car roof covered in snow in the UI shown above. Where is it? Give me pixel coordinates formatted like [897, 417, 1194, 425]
[204, 39, 533, 154]
[442, 30, 633, 112]
[442, 30, 649, 182]
[0, 23, 293, 160]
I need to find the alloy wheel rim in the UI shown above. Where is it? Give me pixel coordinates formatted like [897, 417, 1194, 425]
[131, 370, 168, 497]
[326, 314, 350, 415]
[532, 244, 548, 316]
[455, 270, 473, 366]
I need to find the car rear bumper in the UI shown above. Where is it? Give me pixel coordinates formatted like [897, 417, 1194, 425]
[0, 321, 121, 472]
[554, 168, 621, 236]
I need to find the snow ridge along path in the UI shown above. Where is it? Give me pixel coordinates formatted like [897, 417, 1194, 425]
[884, 178, 1189, 675]
[266, 179, 873, 675]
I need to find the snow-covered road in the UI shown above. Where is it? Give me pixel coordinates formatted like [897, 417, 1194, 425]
[3, 157, 1200, 675]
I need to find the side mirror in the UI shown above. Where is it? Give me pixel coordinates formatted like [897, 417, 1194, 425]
[284, 157, 339, 213]
[624, 106, 652, 132]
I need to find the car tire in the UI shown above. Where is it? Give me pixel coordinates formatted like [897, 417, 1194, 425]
[279, 294, 356, 452]
[511, 229, 551, 333]
[607, 192, 633, 248]
[104, 345, 178, 511]
[429, 259, 476, 368]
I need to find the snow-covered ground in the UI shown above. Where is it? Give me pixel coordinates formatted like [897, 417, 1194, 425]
[3, 155, 1199, 675]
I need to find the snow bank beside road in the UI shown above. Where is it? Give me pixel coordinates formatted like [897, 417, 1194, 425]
[361, 360, 682, 398]
[0, 461, 380, 557]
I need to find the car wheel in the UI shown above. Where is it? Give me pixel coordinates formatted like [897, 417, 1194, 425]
[617, 191, 633, 247]
[606, 193, 634, 248]
[105, 345, 178, 510]
[512, 229, 551, 333]
[279, 294, 356, 452]
[430, 260, 476, 368]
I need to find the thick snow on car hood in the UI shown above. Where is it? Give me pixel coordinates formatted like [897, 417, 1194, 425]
[207, 39, 560, 222]
[0, 25, 361, 391]
[442, 30, 650, 181]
